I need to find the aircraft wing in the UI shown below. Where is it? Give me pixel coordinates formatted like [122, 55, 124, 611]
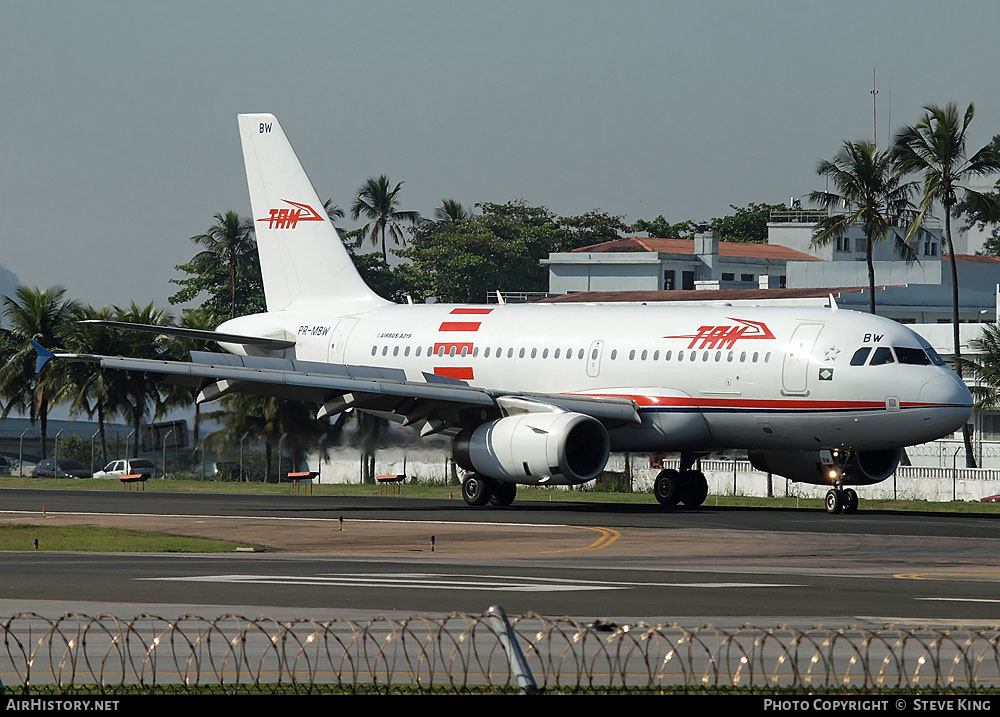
[45, 349, 641, 432]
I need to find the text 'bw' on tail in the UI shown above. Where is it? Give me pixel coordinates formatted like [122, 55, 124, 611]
[238, 113, 387, 312]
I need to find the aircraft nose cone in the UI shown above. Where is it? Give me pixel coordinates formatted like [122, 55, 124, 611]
[919, 373, 972, 432]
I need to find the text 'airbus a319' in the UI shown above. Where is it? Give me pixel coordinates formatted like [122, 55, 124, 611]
[36, 114, 973, 514]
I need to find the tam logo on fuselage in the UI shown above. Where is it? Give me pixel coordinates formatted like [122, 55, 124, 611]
[665, 318, 777, 350]
[257, 199, 325, 229]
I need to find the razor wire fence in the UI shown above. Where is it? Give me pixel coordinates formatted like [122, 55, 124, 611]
[4, 611, 1000, 693]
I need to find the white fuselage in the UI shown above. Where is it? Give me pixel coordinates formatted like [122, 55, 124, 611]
[218, 301, 972, 455]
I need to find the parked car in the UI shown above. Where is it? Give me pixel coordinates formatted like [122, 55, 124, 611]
[93, 458, 157, 480]
[32, 459, 92, 479]
[205, 460, 243, 481]
[981, 495, 1000, 503]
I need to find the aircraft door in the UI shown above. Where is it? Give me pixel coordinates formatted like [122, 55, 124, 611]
[781, 323, 823, 395]
[586, 340, 604, 378]
[328, 317, 359, 364]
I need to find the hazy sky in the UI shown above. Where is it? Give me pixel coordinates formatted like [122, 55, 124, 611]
[2, 1, 999, 312]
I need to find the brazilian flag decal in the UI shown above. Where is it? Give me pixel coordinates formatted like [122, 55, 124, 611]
[818, 368, 834, 381]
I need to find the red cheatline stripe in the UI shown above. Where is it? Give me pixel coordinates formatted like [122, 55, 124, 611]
[433, 342, 474, 354]
[450, 308, 494, 315]
[434, 367, 475, 380]
[439, 321, 481, 332]
[576, 393, 909, 410]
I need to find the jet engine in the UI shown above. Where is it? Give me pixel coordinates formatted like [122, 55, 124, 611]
[748, 448, 901, 486]
[453, 412, 610, 485]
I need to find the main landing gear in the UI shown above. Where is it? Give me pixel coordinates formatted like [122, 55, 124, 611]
[653, 459, 709, 509]
[461, 473, 517, 507]
[825, 487, 859, 515]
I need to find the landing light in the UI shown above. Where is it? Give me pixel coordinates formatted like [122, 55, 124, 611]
[828, 469, 839, 480]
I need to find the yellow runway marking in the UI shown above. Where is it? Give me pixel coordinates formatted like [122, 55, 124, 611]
[542, 526, 621, 554]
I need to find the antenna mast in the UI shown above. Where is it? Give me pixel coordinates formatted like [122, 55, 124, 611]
[871, 68, 879, 149]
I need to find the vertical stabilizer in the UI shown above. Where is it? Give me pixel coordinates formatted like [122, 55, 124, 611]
[238, 113, 387, 311]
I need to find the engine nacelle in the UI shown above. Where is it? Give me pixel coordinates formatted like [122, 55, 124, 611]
[748, 448, 901, 486]
[453, 412, 610, 485]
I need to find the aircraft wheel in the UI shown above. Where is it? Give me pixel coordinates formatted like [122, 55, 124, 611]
[842, 488, 859, 514]
[680, 469, 709, 508]
[489, 482, 517, 507]
[462, 473, 492, 507]
[825, 488, 843, 514]
[653, 469, 681, 507]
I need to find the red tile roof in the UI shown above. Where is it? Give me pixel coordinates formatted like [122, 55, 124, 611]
[944, 254, 1000, 263]
[571, 236, 819, 261]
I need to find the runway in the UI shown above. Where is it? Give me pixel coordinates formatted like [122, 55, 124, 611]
[2, 488, 1000, 626]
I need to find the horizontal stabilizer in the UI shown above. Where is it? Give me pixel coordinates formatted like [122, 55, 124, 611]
[80, 320, 296, 349]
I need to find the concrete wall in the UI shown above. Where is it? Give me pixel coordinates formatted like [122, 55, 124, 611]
[308, 449, 1000, 503]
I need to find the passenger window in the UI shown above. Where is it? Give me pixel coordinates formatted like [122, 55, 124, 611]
[370, 346, 377, 356]
[641, 350, 648, 360]
[485, 347, 491, 358]
[870, 347, 895, 366]
[690, 352, 697, 361]
[653, 350, 659, 360]
[702, 351, 709, 361]
[578, 349, 584, 359]
[542, 348, 548, 359]
[460, 346, 468, 357]
[678, 350, 684, 360]
[449, 346, 457, 357]
[664, 350, 672, 360]
[629, 350, 635, 360]
[507, 348, 514, 358]
[404, 346, 410, 357]
[895, 347, 931, 365]
[381, 346, 388, 356]
[740, 351, 747, 362]
[611, 349, 618, 359]
[530, 348, 537, 359]
[519, 348, 526, 359]
[554, 348, 560, 358]
[752, 352, 759, 362]
[393, 346, 399, 356]
[850, 348, 871, 366]
[727, 351, 734, 362]
[416, 346, 422, 357]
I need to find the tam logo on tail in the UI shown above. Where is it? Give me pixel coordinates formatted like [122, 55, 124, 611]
[256, 199, 325, 229]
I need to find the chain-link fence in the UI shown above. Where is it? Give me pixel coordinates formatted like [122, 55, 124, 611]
[4, 612, 1000, 693]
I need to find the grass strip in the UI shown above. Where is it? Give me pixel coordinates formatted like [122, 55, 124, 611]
[0, 523, 257, 553]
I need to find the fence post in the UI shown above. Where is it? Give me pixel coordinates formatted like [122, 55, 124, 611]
[487, 605, 537, 695]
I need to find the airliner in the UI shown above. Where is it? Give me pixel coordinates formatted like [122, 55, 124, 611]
[38, 114, 973, 514]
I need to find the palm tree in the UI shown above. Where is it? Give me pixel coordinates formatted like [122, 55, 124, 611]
[809, 140, 917, 314]
[892, 103, 1000, 466]
[350, 175, 420, 262]
[103, 302, 174, 458]
[0, 286, 80, 459]
[189, 211, 256, 319]
[434, 198, 470, 225]
[159, 306, 221, 461]
[64, 306, 123, 465]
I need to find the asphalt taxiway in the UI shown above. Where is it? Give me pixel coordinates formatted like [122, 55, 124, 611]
[1, 488, 999, 625]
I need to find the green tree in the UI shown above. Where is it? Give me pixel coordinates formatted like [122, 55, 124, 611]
[0, 286, 80, 459]
[630, 216, 697, 240]
[351, 176, 421, 262]
[556, 210, 628, 250]
[892, 103, 1000, 466]
[809, 140, 917, 314]
[710, 202, 789, 244]
[170, 211, 264, 318]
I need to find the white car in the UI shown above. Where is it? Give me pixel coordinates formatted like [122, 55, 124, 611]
[93, 458, 157, 480]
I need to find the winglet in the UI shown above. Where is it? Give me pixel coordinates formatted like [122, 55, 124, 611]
[30, 340, 55, 375]
[829, 293, 839, 311]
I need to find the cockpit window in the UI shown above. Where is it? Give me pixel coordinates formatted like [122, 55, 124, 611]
[869, 347, 895, 366]
[850, 348, 871, 366]
[925, 346, 946, 366]
[895, 347, 931, 365]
